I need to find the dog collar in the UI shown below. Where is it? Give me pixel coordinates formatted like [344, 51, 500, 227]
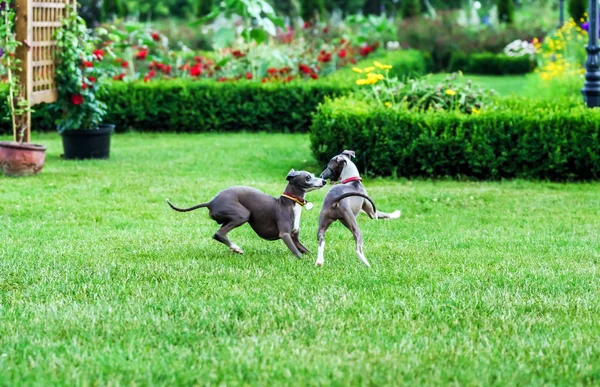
[281, 193, 307, 207]
[340, 176, 362, 184]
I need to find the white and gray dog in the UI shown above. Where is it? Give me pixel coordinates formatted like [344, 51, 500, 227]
[316, 150, 401, 267]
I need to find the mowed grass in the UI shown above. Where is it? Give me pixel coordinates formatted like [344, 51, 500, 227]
[1, 133, 600, 386]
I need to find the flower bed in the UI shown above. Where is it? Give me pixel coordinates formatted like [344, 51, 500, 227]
[310, 96, 600, 180]
[0, 50, 428, 134]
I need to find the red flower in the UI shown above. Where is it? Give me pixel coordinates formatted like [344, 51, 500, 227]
[231, 50, 245, 59]
[194, 56, 202, 63]
[112, 73, 126, 81]
[261, 78, 268, 83]
[81, 83, 88, 90]
[246, 72, 252, 79]
[190, 63, 202, 77]
[71, 94, 83, 105]
[284, 76, 293, 83]
[317, 51, 332, 63]
[340, 38, 347, 44]
[303, 21, 310, 29]
[88, 76, 96, 83]
[162, 65, 172, 75]
[351, 58, 357, 64]
[148, 70, 157, 78]
[121, 60, 129, 68]
[179, 64, 190, 71]
[93, 49, 105, 60]
[136, 49, 148, 60]
[82, 60, 93, 68]
[310, 73, 318, 80]
[151, 32, 161, 41]
[279, 66, 291, 74]
[338, 49, 347, 58]
[298, 63, 312, 74]
[143, 75, 151, 82]
[115, 58, 122, 63]
[360, 46, 373, 56]
[267, 68, 277, 75]
[217, 77, 227, 82]
[323, 27, 329, 33]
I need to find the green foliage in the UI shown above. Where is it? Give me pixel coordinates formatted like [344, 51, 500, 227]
[0, 3, 30, 142]
[400, 0, 421, 18]
[54, 7, 107, 132]
[448, 52, 536, 75]
[568, 0, 587, 22]
[300, 0, 325, 21]
[310, 96, 600, 180]
[497, 0, 515, 24]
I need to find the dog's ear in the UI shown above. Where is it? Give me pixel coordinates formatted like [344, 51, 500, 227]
[342, 150, 356, 159]
[335, 156, 347, 164]
[286, 169, 300, 181]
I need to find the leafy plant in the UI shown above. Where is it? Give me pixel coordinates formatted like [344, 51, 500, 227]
[497, 0, 514, 24]
[54, 6, 107, 133]
[0, 2, 32, 143]
[352, 63, 495, 114]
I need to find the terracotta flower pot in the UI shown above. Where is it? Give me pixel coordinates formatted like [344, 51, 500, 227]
[0, 141, 47, 177]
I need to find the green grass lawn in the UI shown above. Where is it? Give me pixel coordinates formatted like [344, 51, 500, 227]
[428, 73, 583, 99]
[2, 133, 600, 385]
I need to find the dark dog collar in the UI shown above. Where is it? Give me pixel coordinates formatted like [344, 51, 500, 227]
[340, 176, 362, 184]
[281, 192, 307, 207]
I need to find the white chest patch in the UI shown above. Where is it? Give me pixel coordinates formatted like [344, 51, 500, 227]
[293, 204, 302, 232]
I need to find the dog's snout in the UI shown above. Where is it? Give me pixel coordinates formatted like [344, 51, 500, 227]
[322, 179, 327, 185]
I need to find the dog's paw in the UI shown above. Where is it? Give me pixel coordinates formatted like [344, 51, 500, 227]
[315, 259, 324, 267]
[389, 210, 401, 219]
[230, 244, 244, 254]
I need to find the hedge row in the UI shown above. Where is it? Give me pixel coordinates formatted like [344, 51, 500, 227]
[310, 96, 600, 181]
[0, 50, 428, 135]
[448, 52, 536, 75]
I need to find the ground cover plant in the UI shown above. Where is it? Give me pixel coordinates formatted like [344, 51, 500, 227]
[1, 133, 600, 385]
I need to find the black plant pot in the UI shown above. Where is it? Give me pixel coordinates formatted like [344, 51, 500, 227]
[61, 124, 115, 160]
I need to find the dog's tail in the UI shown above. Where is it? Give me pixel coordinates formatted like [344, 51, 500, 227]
[165, 198, 210, 212]
[332, 192, 377, 215]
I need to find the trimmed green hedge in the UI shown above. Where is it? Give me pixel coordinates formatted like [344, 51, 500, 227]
[0, 50, 427, 135]
[448, 52, 535, 75]
[310, 96, 600, 180]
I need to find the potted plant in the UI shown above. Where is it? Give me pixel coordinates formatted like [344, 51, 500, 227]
[0, 1, 46, 177]
[53, 6, 113, 160]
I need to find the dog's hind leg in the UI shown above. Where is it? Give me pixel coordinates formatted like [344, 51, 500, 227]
[212, 211, 250, 254]
[315, 218, 334, 267]
[340, 213, 370, 267]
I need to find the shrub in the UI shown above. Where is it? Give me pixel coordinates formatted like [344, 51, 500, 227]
[448, 52, 536, 75]
[497, 0, 515, 24]
[401, 0, 421, 18]
[310, 96, 600, 180]
[397, 13, 546, 71]
[0, 50, 428, 134]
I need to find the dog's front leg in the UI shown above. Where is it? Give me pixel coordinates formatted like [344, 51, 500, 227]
[280, 232, 303, 258]
[292, 231, 310, 254]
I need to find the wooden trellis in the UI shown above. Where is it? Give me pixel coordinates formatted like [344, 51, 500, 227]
[14, 0, 74, 142]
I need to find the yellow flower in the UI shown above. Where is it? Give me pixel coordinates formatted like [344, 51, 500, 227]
[374, 61, 392, 69]
[352, 67, 363, 73]
[471, 108, 480, 115]
[364, 67, 375, 73]
[367, 72, 384, 80]
[445, 89, 457, 96]
[385, 102, 392, 107]
[356, 79, 368, 85]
